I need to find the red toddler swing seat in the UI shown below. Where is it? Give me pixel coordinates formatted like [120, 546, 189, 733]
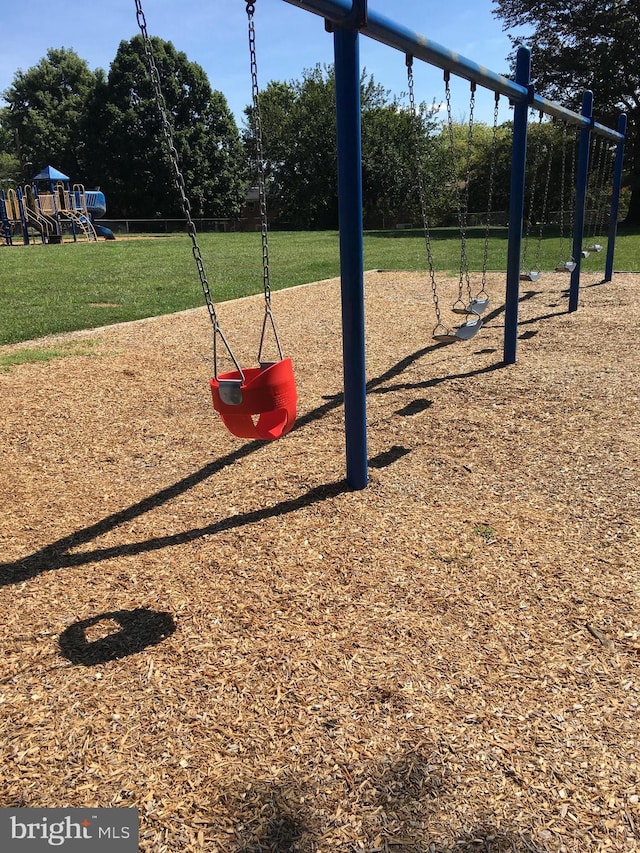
[210, 358, 297, 441]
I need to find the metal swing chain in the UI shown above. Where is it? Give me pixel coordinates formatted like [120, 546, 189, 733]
[558, 122, 576, 266]
[480, 91, 500, 293]
[521, 111, 544, 270]
[445, 72, 475, 307]
[556, 122, 568, 264]
[246, 1, 284, 364]
[407, 56, 445, 333]
[589, 136, 605, 237]
[568, 127, 577, 256]
[595, 143, 615, 240]
[134, 0, 243, 381]
[592, 136, 612, 241]
[461, 81, 476, 303]
[533, 124, 554, 271]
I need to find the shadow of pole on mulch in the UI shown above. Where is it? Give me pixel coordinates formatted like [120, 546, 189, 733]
[58, 608, 176, 665]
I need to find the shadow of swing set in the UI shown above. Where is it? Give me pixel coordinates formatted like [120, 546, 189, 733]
[134, 0, 626, 489]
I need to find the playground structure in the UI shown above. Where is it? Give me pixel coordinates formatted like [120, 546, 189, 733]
[0, 165, 114, 245]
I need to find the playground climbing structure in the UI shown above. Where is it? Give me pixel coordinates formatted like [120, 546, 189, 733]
[0, 166, 109, 245]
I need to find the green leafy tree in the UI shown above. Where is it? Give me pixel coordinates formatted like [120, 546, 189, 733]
[362, 97, 444, 228]
[463, 121, 512, 220]
[93, 36, 245, 218]
[428, 118, 515, 227]
[1, 48, 101, 181]
[0, 121, 21, 184]
[492, 0, 640, 225]
[245, 64, 449, 230]
[244, 67, 339, 229]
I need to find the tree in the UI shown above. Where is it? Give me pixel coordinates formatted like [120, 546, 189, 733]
[1, 48, 101, 181]
[492, 0, 640, 225]
[465, 121, 514, 220]
[0, 122, 20, 184]
[90, 36, 245, 219]
[361, 97, 443, 228]
[245, 64, 448, 230]
[432, 118, 514, 226]
[244, 67, 339, 229]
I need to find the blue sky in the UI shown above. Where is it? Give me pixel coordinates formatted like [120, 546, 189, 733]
[0, 0, 523, 128]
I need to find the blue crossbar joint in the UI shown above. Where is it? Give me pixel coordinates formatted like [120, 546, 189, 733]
[325, 0, 367, 30]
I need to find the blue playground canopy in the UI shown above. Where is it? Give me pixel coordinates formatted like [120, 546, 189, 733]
[32, 165, 70, 182]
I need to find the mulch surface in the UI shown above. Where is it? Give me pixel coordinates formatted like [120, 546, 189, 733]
[1, 268, 639, 852]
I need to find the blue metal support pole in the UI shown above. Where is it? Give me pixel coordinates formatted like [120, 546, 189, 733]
[605, 113, 627, 282]
[0, 192, 11, 246]
[503, 46, 531, 365]
[333, 15, 368, 490]
[569, 90, 593, 313]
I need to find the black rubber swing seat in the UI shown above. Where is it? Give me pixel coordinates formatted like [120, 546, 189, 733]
[433, 316, 483, 344]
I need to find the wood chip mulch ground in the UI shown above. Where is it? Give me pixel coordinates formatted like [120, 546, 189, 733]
[1, 267, 639, 852]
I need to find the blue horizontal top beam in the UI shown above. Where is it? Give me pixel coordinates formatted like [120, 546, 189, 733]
[284, 0, 526, 99]
[282, 0, 625, 141]
[530, 95, 623, 141]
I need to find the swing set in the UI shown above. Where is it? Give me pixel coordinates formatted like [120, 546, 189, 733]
[133, 0, 626, 489]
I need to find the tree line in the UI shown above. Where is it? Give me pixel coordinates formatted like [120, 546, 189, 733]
[1, 0, 638, 228]
[0, 37, 506, 228]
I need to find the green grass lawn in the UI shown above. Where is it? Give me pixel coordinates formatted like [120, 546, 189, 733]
[1, 226, 638, 346]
